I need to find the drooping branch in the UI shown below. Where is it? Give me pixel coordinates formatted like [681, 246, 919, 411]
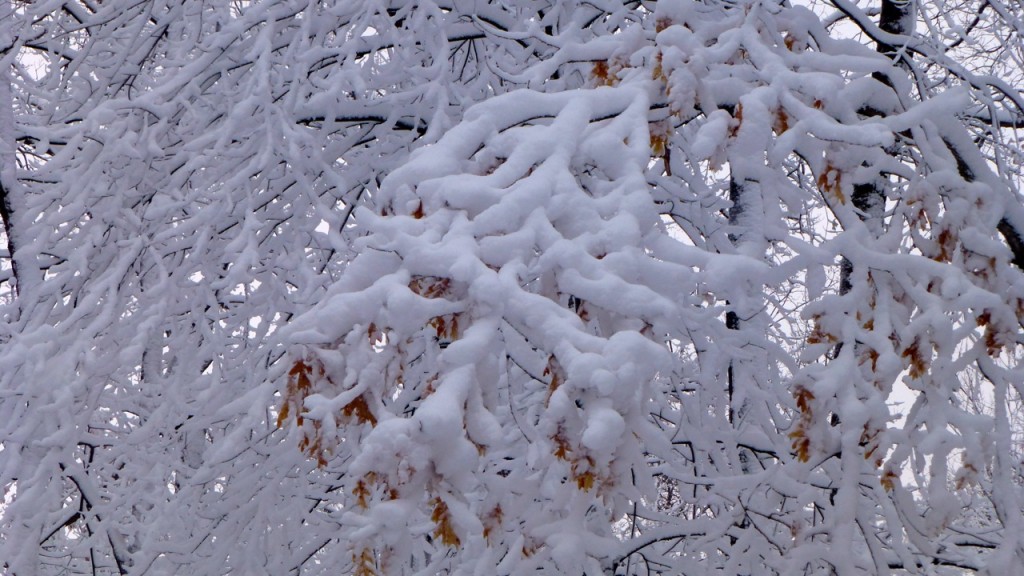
[831, 0, 1024, 118]
[941, 131, 1024, 272]
[997, 219, 1024, 271]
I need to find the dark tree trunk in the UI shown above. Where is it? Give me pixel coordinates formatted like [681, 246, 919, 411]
[839, 0, 913, 295]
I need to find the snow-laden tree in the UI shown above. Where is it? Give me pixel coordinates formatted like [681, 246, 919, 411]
[0, 0, 554, 572]
[2, 0, 1024, 574]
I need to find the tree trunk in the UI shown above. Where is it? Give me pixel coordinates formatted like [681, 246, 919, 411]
[0, 0, 37, 300]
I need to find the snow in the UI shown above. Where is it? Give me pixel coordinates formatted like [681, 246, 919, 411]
[581, 406, 626, 454]
[4, 0, 1024, 574]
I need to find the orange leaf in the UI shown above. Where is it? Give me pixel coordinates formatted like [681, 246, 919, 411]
[483, 505, 503, 543]
[431, 497, 461, 548]
[881, 469, 898, 492]
[817, 164, 845, 204]
[901, 339, 928, 379]
[353, 548, 377, 576]
[342, 395, 378, 427]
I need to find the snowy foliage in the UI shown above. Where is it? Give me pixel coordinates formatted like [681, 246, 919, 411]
[2, 0, 1024, 574]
